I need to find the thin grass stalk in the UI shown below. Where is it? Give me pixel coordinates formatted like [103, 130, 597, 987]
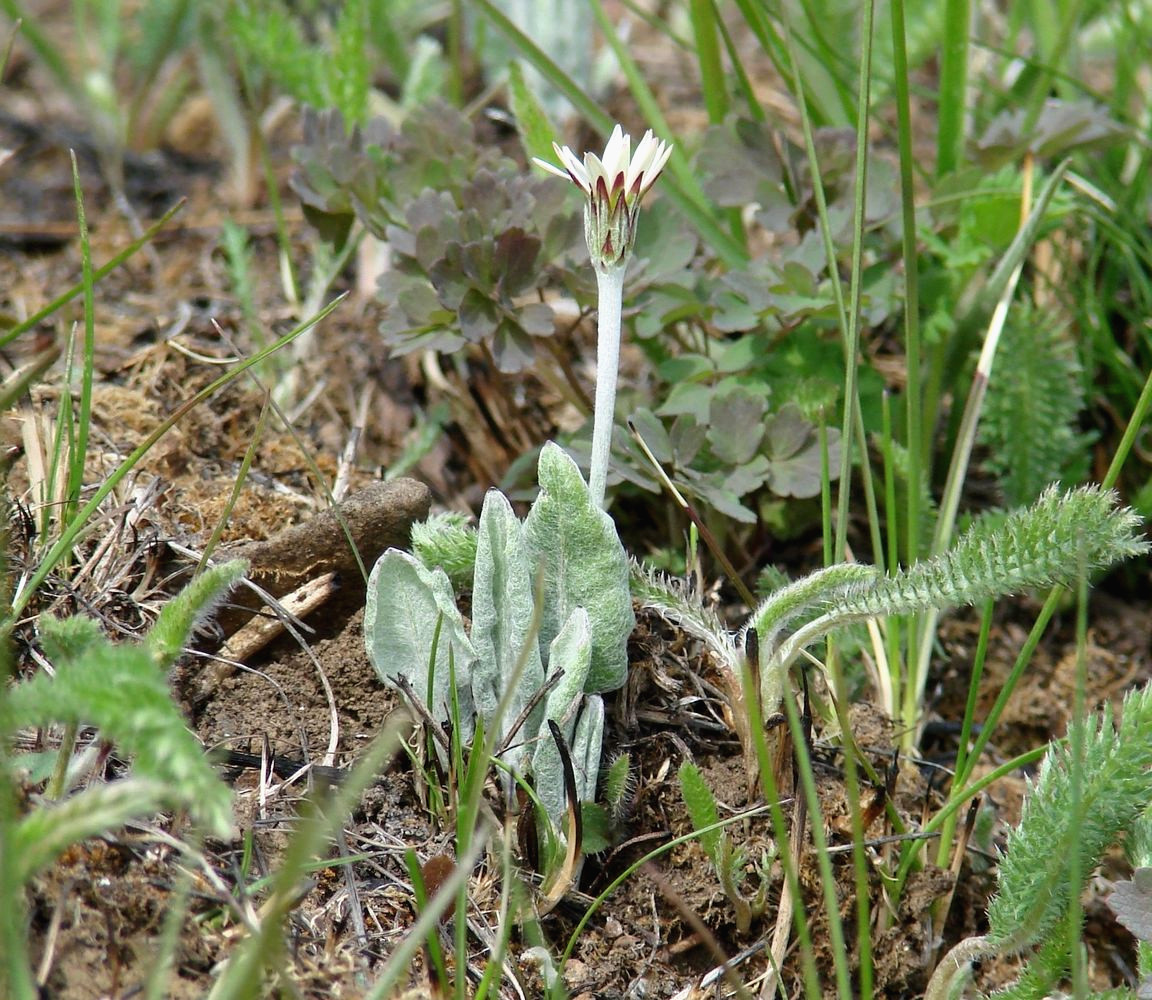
[854, 398, 884, 568]
[933, 598, 993, 871]
[729, 0, 790, 100]
[1020, 0, 1080, 127]
[834, 0, 875, 565]
[783, 15, 877, 979]
[783, 0, 864, 570]
[880, 391, 900, 717]
[711, 6, 763, 122]
[839, 4, 879, 984]
[895, 744, 1047, 892]
[887, 0, 923, 571]
[1101, 350, 1152, 491]
[822, 653, 875, 996]
[405, 852, 451, 993]
[1066, 566, 1090, 992]
[780, 3, 853, 126]
[903, 243, 1024, 735]
[749, 722, 822, 1000]
[472, 816, 515, 1000]
[6, 296, 345, 629]
[936, 0, 971, 177]
[953, 596, 1059, 794]
[64, 154, 95, 528]
[40, 322, 77, 541]
[364, 823, 491, 1000]
[779, 669, 852, 998]
[906, 159, 1072, 740]
[0, 17, 17, 79]
[558, 799, 775, 954]
[688, 0, 727, 123]
[687, 0, 747, 245]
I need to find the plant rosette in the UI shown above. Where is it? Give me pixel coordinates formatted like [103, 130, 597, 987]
[363, 442, 634, 837]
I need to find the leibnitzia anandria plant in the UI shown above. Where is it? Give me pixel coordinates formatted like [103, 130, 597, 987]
[365, 126, 669, 871]
[365, 442, 634, 847]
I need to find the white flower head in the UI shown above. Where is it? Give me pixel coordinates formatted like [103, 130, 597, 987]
[534, 124, 673, 272]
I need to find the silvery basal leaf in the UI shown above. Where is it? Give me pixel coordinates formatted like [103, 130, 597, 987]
[364, 549, 476, 744]
[531, 607, 593, 830]
[523, 443, 634, 692]
[571, 694, 605, 805]
[472, 489, 546, 773]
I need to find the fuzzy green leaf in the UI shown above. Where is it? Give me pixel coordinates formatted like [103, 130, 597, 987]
[8, 629, 232, 838]
[631, 561, 738, 672]
[745, 562, 880, 654]
[472, 488, 546, 770]
[987, 683, 1152, 952]
[523, 443, 634, 692]
[571, 694, 604, 805]
[147, 560, 247, 668]
[530, 608, 592, 828]
[678, 761, 722, 868]
[410, 511, 478, 591]
[364, 549, 476, 742]
[831, 486, 1148, 621]
[977, 308, 1094, 506]
[603, 752, 634, 822]
[12, 779, 178, 884]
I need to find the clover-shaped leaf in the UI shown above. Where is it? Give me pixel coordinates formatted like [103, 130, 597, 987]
[764, 404, 840, 499]
[975, 100, 1125, 168]
[707, 385, 766, 465]
[1108, 867, 1152, 943]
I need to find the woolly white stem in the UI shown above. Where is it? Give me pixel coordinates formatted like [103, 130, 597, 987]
[588, 263, 626, 508]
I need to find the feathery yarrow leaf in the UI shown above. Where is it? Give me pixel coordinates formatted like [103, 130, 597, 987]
[831, 486, 1147, 621]
[630, 561, 738, 671]
[411, 511, 478, 591]
[9, 627, 233, 838]
[743, 563, 880, 653]
[987, 682, 1152, 952]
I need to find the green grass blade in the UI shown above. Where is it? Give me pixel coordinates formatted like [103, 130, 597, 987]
[888, 0, 924, 569]
[0, 201, 184, 350]
[688, 0, 727, 123]
[936, 0, 971, 176]
[64, 152, 95, 527]
[5, 295, 346, 629]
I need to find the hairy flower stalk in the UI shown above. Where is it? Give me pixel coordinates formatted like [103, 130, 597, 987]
[535, 126, 673, 507]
